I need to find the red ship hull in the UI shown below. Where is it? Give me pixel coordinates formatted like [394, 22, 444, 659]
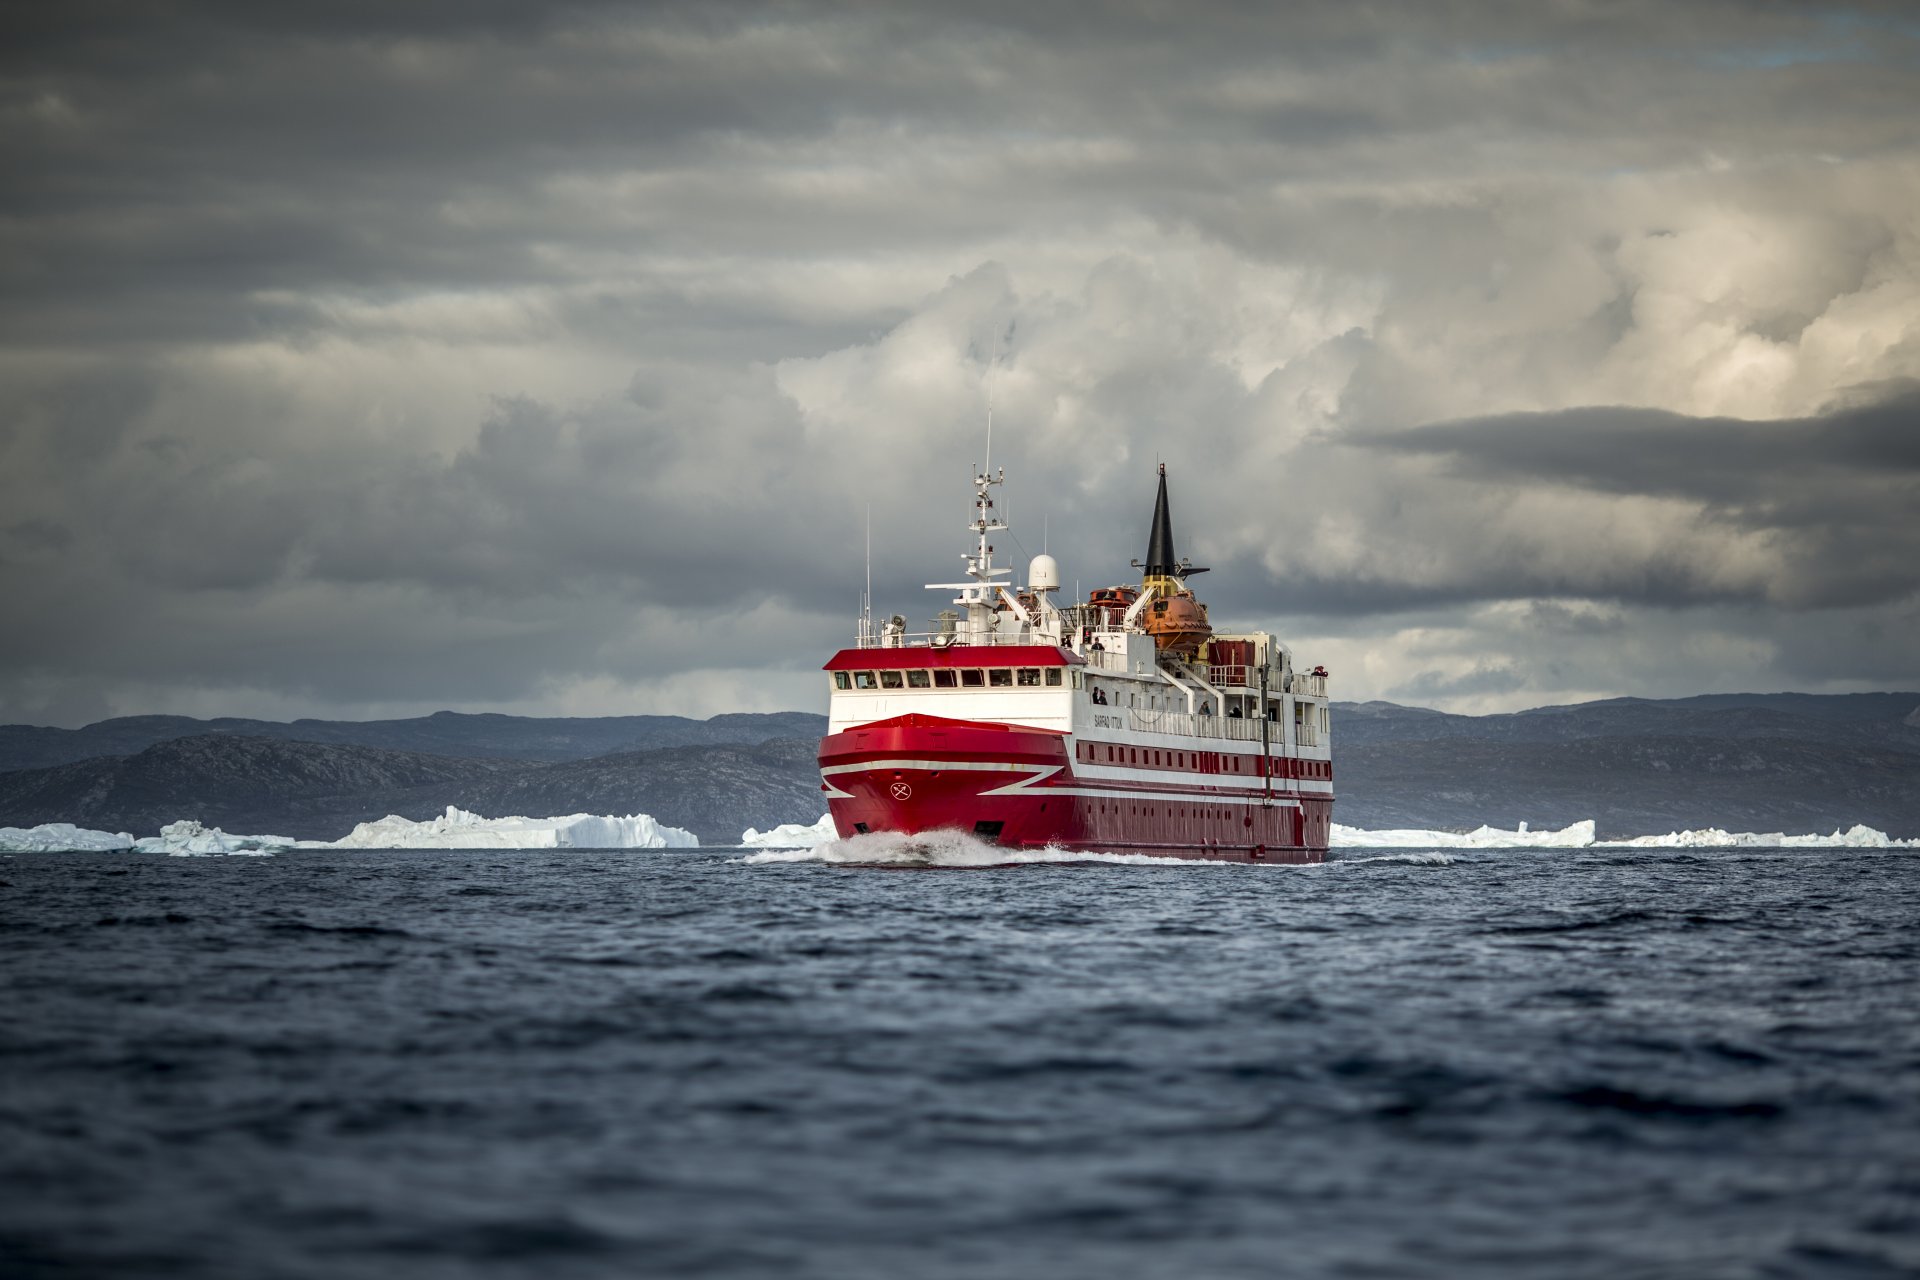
[819, 713, 1330, 864]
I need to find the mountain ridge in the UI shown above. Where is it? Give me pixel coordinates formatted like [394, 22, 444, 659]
[2, 693, 1914, 842]
[0, 734, 823, 845]
[0, 709, 829, 772]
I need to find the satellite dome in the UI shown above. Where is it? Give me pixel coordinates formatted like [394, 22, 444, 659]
[1029, 554, 1061, 592]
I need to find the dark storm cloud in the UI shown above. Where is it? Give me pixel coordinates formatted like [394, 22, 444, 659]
[3, 1, 1920, 722]
[1348, 385, 1920, 608]
[6, 1, 1914, 343]
[1354, 385, 1920, 502]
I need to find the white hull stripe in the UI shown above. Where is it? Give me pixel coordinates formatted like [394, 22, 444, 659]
[822, 757, 1310, 808]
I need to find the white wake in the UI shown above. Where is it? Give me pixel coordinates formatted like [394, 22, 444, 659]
[740, 828, 1235, 868]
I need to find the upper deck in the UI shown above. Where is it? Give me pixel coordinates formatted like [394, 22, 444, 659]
[825, 637, 1331, 751]
[829, 460, 1332, 752]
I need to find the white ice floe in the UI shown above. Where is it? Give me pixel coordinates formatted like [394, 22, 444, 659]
[1331, 820, 1597, 849]
[0, 823, 138, 852]
[135, 819, 291, 856]
[1333, 819, 1917, 849]
[1600, 823, 1918, 849]
[0, 819, 290, 854]
[738, 814, 838, 848]
[320, 806, 698, 849]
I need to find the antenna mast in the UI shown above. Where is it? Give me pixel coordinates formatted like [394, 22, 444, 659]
[857, 505, 873, 644]
[923, 354, 1010, 643]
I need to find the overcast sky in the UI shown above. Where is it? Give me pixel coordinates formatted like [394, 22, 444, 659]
[2, 1, 1917, 727]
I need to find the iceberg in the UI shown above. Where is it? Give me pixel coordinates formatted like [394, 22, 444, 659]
[321, 806, 698, 849]
[0, 823, 139, 853]
[739, 814, 838, 848]
[1600, 823, 1918, 849]
[1333, 819, 1916, 850]
[134, 819, 292, 856]
[1331, 820, 1597, 849]
[0, 819, 291, 854]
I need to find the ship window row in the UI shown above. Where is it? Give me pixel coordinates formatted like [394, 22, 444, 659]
[1077, 742, 1333, 779]
[835, 667, 1064, 691]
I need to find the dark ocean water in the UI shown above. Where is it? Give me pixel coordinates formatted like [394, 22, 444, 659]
[2, 841, 1917, 1279]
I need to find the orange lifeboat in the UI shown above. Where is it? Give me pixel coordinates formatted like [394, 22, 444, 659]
[1143, 590, 1212, 655]
[1085, 585, 1138, 629]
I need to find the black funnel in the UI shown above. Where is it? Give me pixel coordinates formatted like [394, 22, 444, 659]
[1144, 463, 1177, 577]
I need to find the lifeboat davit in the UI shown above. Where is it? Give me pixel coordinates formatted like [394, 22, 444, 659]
[1143, 590, 1211, 655]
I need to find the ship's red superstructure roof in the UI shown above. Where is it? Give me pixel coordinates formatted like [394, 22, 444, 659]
[823, 644, 1083, 672]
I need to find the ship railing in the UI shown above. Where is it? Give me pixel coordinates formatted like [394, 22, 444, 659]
[1127, 708, 1275, 743]
[854, 630, 1058, 650]
[1082, 647, 1133, 673]
[1062, 604, 1130, 632]
[1191, 665, 1328, 696]
[1296, 723, 1319, 747]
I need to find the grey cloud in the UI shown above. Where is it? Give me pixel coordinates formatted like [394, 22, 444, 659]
[1352, 386, 1920, 501]
[4, 2, 1920, 723]
[1346, 386, 1920, 608]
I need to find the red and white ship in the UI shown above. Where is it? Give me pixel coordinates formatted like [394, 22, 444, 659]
[816, 458, 1333, 863]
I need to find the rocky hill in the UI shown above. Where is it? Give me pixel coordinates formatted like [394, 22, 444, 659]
[3, 693, 1915, 843]
[0, 709, 828, 772]
[1329, 693, 1920, 837]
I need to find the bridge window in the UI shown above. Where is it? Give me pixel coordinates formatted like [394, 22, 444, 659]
[933, 670, 957, 688]
[1017, 668, 1041, 687]
[833, 672, 851, 689]
[1045, 669, 1062, 686]
[906, 670, 931, 688]
[960, 670, 984, 688]
[854, 671, 878, 690]
[879, 671, 904, 689]
[988, 669, 1014, 687]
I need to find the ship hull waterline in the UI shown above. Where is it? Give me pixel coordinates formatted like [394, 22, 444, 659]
[819, 714, 1330, 865]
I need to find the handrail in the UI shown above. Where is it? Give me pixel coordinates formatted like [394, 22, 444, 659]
[1127, 707, 1275, 742]
[1082, 648, 1135, 673]
[855, 630, 1059, 650]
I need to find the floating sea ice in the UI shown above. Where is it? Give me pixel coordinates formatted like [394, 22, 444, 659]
[134, 819, 292, 856]
[0, 823, 138, 852]
[319, 806, 698, 849]
[1330, 820, 1597, 849]
[1330, 819, 1915, 849]
[1600, 824, 1919, 849]
[739, 814, 838, 848]
[0, 820, 291, 854]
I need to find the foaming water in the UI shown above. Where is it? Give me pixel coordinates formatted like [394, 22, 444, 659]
[2, 842, 1916, 1279]
[1328, 850, 1459, 866]
[740, 828, 1231, 867]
